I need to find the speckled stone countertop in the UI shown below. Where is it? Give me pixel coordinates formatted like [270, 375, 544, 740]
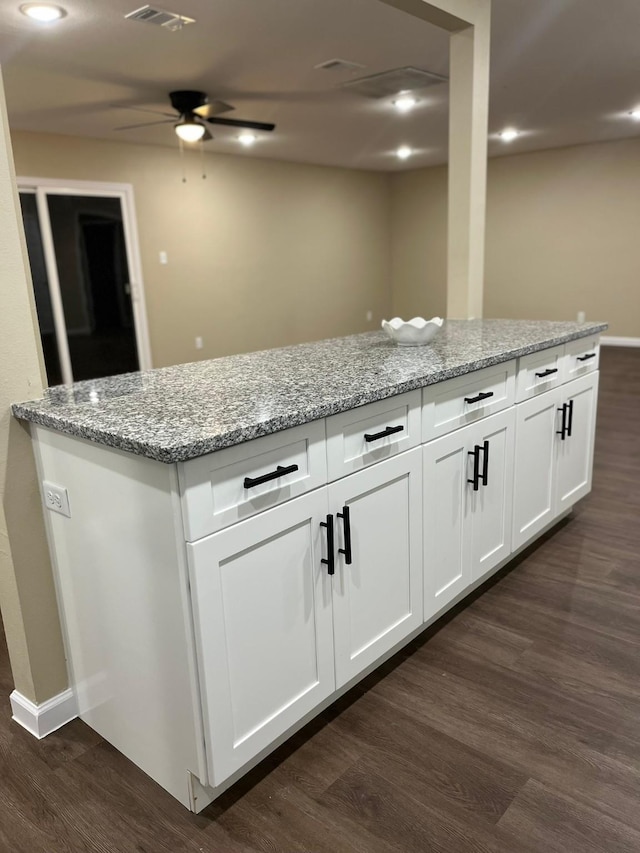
[13, 319, 606, 463]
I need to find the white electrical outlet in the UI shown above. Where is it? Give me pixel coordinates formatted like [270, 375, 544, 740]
[195, 336, 203, 349]
[577, 310, 586, 323]
[42, 481, 71, 518]
[159, 251, 168, 265]
[366, 310, 373, 322]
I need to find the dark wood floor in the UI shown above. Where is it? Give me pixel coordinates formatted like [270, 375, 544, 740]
[2, 347, 639, 852]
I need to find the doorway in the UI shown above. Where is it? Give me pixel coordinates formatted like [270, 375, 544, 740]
[18, 180, 151, 386]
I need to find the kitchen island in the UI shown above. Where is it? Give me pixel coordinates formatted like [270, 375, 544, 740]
[13, 319, 606, 811]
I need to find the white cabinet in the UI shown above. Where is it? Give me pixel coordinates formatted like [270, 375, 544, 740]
[423, 408, 515, 619]
[328, 448, 423, 688]
[512, 390, 559, 548]
[555, 371, 599, 512]
[188, 488, 335, 787]
[512, 371, 599, 550]
[187, 446, 423, 784]
[469, 410, 516, 581]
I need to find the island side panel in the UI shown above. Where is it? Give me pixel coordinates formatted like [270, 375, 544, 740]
[31, 425, 205, 808]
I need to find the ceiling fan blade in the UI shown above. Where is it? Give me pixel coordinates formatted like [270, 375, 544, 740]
[112, 104, 177, 118]
[114, 119, 176, 131]
[193, 100, 234, 119]
[205, 116, 276, 132]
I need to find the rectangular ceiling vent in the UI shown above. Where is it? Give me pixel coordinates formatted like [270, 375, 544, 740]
[315, 59, 366, 73]
[341, 66, 448, 99]
[125, 5, 196, 31]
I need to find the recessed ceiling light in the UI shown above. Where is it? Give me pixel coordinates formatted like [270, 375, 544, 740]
[628, 109, 640, 121]
[20, 3, 67, 21]
[499, 128, 519, 142]
[396, 146, 412, 160]
[238, 132, 257, 147]
[393, 93, 418, 113]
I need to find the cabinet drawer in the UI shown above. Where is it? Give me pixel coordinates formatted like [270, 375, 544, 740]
[563, 335, 600, 382]
[179, 420, 327, 540]
[422, 361, 516, 442]
[326, 390, 421, 481]
[516, 345, 565, 402]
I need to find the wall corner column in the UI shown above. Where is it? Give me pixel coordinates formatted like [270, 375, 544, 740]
[0, 65, 69, 707]
[446, 6, 491, 319]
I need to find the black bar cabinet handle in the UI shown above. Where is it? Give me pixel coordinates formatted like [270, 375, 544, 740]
[480, 440, 490, 487]
[337, 505, 352, 565]
[577, 352, 596, 362]
[364, 424, 404, 443]
[244, 463, 299, 489]
[467, 446, 480, 491]
[566, 399, 574, 438]
[464, 391, 494, 405]
[556, 404, 567, 440]
[320, 514, 335, 576]
[535, 368, 558, 378]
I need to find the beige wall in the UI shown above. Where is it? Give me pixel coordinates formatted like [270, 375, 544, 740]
[0, 70, 67, 705]
[390, 165, 448, 319]
[12, 131, 392, 369]
[390, 137, 640, 337]
[484, 138, 640, 335]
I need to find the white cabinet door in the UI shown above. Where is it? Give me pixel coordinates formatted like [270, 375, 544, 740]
[187, 489, 335, 787]
[512, 388, 561, 551]
[423, 427, 472, 619]
[468, 409, 515, 582]
[424, 409, 515, 618]
[555, 371, 599, 512]
[329, 448, 423, 688]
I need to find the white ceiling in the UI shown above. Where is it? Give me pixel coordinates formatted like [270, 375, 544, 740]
[1, 0, 639, 171]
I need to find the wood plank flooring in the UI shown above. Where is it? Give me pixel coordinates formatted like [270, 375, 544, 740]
[1, 346, 639, 852]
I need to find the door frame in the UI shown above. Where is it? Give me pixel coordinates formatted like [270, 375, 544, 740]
[18, 176, 152, 383]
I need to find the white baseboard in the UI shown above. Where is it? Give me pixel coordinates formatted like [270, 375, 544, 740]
[10, 688, 77, 739]
[601, 336, 640, 348]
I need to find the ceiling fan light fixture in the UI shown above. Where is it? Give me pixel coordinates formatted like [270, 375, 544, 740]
[238, 132, 257, 147]
[175, 116, 205, 142]
[393, 93, 418, 113]
[20, 3, 66, 21]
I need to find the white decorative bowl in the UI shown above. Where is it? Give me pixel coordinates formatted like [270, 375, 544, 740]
[381, 316, 444, 346]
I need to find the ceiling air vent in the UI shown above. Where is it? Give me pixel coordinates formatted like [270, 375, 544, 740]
[315, 58, 366, 72]
[125, 5, 195, 31]
[341, 66, 448, 99]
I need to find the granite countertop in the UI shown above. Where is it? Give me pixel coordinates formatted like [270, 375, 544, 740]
[13, 319, 607, 463]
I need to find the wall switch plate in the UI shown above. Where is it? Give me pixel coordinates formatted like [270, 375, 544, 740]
[159, 251, 168, 265]
[42, 481, 71, 518]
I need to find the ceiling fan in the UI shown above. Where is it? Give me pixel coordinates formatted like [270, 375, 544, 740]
[114, 90, 276, 142]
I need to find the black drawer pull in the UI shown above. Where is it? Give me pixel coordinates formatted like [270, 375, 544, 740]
[557, 404, 568, 440]
[467, 445, 480, 491]
[464, 391, 494, 405]
[320, 514, 335, 576]
[566, 398, 574, 438]
[243, 463, 299, 489]
[577, 352, 596, 362]
[535, 368, 558, 378]
[364, 424, 404, 443]
[480, 440, 490, 487]
[337, 505, 352, 565]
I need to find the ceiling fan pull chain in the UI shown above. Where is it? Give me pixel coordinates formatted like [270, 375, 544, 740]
[200, 138, 207, 180]
[179, 137, 187, 183]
